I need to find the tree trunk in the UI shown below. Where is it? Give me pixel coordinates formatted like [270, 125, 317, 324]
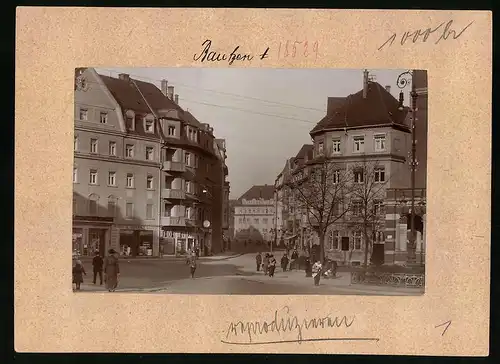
[318, 231, 325, 263]
[363, 225, 369, 268]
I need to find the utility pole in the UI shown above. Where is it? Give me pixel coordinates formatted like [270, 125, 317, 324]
[409, 85, 418, 264]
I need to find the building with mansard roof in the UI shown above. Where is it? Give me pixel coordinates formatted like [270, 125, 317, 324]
[72, 68, 229, 258]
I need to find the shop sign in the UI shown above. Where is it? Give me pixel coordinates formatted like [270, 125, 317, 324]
[74, 215, 113, 223]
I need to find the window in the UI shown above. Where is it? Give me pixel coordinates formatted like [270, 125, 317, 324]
[108, 197, 117, 217]
[146, 175, 154, 189]
[163, 204, 172, 217]
[168, 125, 175, 136]
[89, 200, 98, 215]
[354, 170, 364, 183]
[125, 144, 134, 158]
[79, 109, 88, 120]
[185, 181, 191, 193]
[318, 141, 324, 155]
[353, 136, 365, 152]
[89, 169, 98, 185]
[353, 231, 363, 250]
[126, 117, 134, 130]
[374, 135, 386, 151]
[332, 138, 341, 153]
[73, 167, 78, 183]
[74, 136, 78, 151]
[328, 230, 340, 250]
[263, 218, 268, 224]
[126, 173, 134, 188]
[374, 168, 385, 183]
[73, 198, 77, 215]
[146, 204, 153, 219]
[185, 152, 191, 166]
[145, 119, 154, 133]
[146, 146, 154, 161]
[351, 200, 362, 216]
[126, 203, 134, 218]
[108, 171, 116, 186]
[100, 112, 108, 124]
[373, 200, 384, 216]
[254, 218, 259, 224]
[90, 139, 98, 153]
[109, 141, 116, 156]
[332, 170, 340, 184]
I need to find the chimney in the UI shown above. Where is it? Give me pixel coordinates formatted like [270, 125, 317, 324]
[161, 79, 168, 97]
[174, 94, 179, 104]
[362, 69, 369, 99]
[385, 85, 391, 93]
[167, 86, 174, 100]
[118, 73, 130, 81]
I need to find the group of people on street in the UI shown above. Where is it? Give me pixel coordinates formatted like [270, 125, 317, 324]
[72, 248, 120, 292]
[255, 250, 338, 286]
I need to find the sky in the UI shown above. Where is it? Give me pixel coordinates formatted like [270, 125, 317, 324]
[96, 67, 408, 199]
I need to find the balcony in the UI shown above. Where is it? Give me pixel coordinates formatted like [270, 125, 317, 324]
[163, 188, 186, 200]
[163, 161, 186, 172]
[186, 218, 201, 227]
[161, 216, 186, 227]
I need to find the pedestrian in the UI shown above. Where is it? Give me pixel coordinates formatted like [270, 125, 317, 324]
[256, 252, 262, 271]
[189, 252, 197, 278]
[332, 260, 338, 278]
[312, 259, 323, 286]
[104, 248, 120, 292]
[72, 259, 86, 291]
[281, 254, 289, 272]
[291, 249, 299, 270]
[268, 255, 277, 277]
[195, 246, 200, 258]
[263, 253, 270, 275]
[305, 256, 312, 277]
[92, 251, 104, 285]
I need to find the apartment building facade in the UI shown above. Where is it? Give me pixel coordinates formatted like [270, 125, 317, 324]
[73, 68, 228, 257]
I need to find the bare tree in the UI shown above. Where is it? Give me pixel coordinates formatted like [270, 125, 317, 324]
[291, 157, 352, 262]
[348, 158, 390, 268]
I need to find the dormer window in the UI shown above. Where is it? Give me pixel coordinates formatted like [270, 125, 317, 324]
[145, 118, 154, 133]
[168, 125, 176, 136]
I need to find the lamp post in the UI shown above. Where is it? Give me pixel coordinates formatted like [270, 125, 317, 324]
[397, 70, 418, 264]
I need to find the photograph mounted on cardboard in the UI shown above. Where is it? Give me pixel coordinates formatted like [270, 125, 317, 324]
[72, 67, 428, 295]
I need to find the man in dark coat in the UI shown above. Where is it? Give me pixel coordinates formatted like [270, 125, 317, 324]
[92, 251, 104, 285]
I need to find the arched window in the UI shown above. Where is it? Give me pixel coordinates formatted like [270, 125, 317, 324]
[108, 195, 118, 217]
[88, 193, 99, 216]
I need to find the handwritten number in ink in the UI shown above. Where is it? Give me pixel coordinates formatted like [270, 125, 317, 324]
[435, 320, 452, 336]
[313, 41, 319, 59]
[303, 41, 309, 57]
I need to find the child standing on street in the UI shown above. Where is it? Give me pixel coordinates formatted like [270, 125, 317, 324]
[72, 260, 86, 291]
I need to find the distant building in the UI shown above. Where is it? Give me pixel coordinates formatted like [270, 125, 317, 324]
[233, 185, 276, 248]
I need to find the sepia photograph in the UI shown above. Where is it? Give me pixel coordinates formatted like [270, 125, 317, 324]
[72, 67, 428, 295]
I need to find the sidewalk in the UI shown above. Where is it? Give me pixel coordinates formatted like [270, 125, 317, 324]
[77, 251, 244, 262]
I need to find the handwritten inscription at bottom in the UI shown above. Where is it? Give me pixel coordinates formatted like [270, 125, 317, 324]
[223, 306, 378, 345]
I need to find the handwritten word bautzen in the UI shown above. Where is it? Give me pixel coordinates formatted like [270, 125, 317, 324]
[193, 39, 270, 65]
[378, 20, 474, 51]
[224, 306, 356, 344]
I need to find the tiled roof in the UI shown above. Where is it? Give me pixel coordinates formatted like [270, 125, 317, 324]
[238, 185, 275, 201]
[132, 79, 183, 116]
[99, 75, 152, 115]
[310, 82, 408, 135]
[183, 110, 204, 128]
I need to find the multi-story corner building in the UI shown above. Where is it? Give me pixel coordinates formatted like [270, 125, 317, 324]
[301, 70, 413, 265]
[233, 185, 277, 248]
[72, 68, 228, 257]
[73, 68, 162, 257]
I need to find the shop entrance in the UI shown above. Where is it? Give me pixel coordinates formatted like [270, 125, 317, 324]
[89, 229, 106, 256]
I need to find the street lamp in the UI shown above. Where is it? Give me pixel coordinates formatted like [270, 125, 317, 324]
[397, 70, 418, 264]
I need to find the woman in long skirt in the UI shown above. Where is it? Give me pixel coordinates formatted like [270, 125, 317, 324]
[104, 248, 120, 292]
